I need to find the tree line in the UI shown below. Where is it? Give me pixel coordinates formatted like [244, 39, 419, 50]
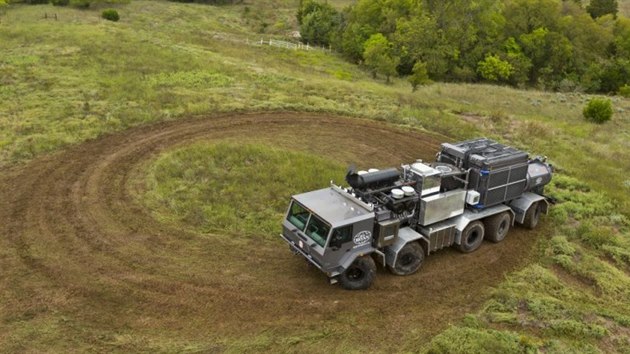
[299, 0, 630, 94]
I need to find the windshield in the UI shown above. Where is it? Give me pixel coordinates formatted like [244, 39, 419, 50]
[304, 215, 331, 247]
[286, 201, 332, 248]
[287, 201, 310, 231]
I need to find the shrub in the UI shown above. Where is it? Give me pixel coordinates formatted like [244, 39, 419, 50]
[619, 84, 630, 98]
[51, 0, 69, 5]
[583, 98, 613, 124]
[102, 9, 119, 22]
[409, 61, 430, 91]
[477, 54, 513, 83]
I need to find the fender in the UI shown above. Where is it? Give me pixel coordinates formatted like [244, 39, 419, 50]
[508, 192, 549, 224]
[383, 227, 427, 268]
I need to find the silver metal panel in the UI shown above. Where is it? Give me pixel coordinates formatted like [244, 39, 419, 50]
[508, 192, 549, 223]
[418, 220, 458, 254]
[383, 227, 425, 267]
[418, 189, 467, 226]
[454, 205, 514, 232]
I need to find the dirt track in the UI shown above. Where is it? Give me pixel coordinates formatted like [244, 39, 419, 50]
[0, 112, 541, 351]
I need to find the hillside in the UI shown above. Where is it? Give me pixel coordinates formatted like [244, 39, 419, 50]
[0, 1, 629, 352]
[619, 0, 630, 15]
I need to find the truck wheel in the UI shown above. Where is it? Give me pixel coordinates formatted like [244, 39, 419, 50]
[389, 242, 424, 276]
[485, 212, 511, 243]
[523, 202, 542, 230]
[338, 256, 376, 290]
[457, 221, 485, 253]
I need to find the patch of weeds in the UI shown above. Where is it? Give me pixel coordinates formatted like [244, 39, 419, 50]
[143, 142, 345, 238]
[426, 326, 537, 353]
[148, 70, 234, 88]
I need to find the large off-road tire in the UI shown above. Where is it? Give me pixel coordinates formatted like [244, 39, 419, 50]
[456, 221, 485, 253]
[523, 202, 542, 230]
[389, 242, 424, 276]
[338, 256, 376, 290]
[485, 212, 511, 243]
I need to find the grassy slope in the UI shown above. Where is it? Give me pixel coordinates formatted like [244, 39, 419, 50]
[0, 1, 629, 352]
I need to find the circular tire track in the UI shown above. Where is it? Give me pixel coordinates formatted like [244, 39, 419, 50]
[0, 112, 540, 350]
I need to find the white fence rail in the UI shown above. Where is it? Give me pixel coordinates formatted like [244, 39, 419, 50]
[249, 38, 331, 52]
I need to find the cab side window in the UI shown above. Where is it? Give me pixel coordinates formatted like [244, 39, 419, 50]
[330, 225, 353, 249]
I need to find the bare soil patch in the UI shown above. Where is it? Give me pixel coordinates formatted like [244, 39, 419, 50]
[0, 112, 541, 351]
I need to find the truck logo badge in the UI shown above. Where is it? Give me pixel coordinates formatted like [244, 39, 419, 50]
[353, 231, 371, 245]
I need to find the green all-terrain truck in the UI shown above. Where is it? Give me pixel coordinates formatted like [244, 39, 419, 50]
[280, 138, 553, 290]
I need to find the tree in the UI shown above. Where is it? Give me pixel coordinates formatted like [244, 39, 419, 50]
[409, 61, 431, 91]
[477, 54, 513, 82]
[363, 33, 399, 83]
[297, 0, 326, 25]
[503, 0, 562, 36]
[300, 5, 339, 46]
[503, 37, 532, 86]
[392, 14, 451, 79]
[586, 0, 618, 19]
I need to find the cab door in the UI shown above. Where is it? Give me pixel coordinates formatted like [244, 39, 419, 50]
[321, 224, 355, 269]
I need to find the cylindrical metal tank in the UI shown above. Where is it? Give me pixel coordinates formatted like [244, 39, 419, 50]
[525, 160, 553, 192]
[346, 168, 400, 190]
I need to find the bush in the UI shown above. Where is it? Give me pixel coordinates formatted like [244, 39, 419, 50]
[102, 9, 119, 22]
[583, 98, 613, 124]
[619, 84, 630, 98]
[51, 0, 69, 5]
[409, 61, 430, 91]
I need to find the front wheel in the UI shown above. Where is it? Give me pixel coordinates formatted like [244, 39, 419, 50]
[338, 256, 376, 290]
[456, 221, 485, 253]
[389, 242, 424, 276]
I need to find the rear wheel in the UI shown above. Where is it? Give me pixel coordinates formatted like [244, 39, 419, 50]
[338, 256, 376, 290]
[485, 212, 511, 243]
[457, 221, 485, 253]
[389, 242, 424, 276]
[523, 202, 542, 230]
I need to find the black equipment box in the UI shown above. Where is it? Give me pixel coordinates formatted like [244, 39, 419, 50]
[438, 138, 529, 207]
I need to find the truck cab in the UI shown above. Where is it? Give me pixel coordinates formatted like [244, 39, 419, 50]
[280, 186, 376, 279]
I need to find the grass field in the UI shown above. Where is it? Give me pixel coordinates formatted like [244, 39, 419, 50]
[1, 0, 630, 352]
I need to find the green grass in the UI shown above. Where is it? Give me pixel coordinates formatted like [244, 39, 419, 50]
[143, 142, 345, 237]
[426, 174, 630, 353]
[1, 0, 630, 352]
